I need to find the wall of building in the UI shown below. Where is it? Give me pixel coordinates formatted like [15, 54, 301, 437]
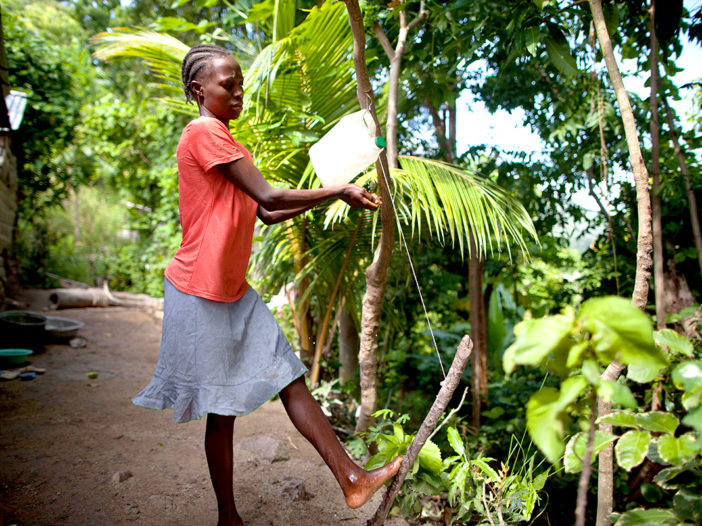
[0, 136, 17, 304]
[0, 134, 17, 304]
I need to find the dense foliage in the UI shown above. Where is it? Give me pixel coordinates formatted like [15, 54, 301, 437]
[5, 0, 702, 524]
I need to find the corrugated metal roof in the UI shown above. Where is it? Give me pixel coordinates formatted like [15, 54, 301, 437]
[5, 90, 27, 130]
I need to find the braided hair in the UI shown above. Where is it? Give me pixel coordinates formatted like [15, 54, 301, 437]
[181, 44, 231, 104]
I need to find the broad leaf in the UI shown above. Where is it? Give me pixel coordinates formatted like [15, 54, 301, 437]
[657, 433, 700, 466]
[597, 380, 638, 409]
[614, 508, 678, 525]
[418, 439, 443, 474]
[672, 361, 702, 392]
[597, 411, 638, 429]
[578, 297, 666, 378]
[564, 431, 617, 473]
[682, 405, 702, 433]
[654, 465, 687, 490]
[654, 329, 694, 357]
[447, 426, 465, 457]
[615, 430, 651, 471]
[544, 37, 578, 76]
[526, 377, 587, 465]
[634, 412, 679, 435]
[673, 487, 702, 523]
[503, 314, 573, 375]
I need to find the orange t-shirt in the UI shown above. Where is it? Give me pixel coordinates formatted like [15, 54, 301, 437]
[165, 117, 258, 302]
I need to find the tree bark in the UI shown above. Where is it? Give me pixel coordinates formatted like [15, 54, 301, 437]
[373, 1, 427, 169]
[588, 0, 653, 312]
[367, 335, 473, 526]
[650, 1, 666, 332]
[469, 235, 482, 429]
[661, 96, 702, 277]
[588, 0, 654, 524]
[338, 306, 360, 386]
[343, 0, 396, 433]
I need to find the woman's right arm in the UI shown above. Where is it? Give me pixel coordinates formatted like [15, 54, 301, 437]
[215, 157, 380, 212]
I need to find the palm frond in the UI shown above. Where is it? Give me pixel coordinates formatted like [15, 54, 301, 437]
[91, 28, 189, 89]
[324, 156, 538, 259]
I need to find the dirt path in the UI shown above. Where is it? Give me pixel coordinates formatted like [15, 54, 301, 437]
[0, 290, 408, 526]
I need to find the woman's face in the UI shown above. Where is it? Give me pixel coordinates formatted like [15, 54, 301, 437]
[193, 55, 244, 124]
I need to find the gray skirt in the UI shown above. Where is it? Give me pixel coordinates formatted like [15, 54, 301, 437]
[132, 278, 307, 423]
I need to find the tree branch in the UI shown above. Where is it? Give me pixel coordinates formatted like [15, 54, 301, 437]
[406, 0, 428, 32]
[373, 22, 395, 61]
[367, 335, 473, 526]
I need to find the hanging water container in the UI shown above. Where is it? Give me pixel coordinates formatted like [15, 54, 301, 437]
[309, 110, 385, 187]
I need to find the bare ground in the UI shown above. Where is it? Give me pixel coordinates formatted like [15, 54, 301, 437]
[0, 290, 408, 526]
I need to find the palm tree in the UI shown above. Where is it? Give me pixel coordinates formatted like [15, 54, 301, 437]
[91, 0, 537, 425]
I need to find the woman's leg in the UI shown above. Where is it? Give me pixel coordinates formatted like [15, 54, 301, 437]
[279, 377, 402, 509]
[205, 414, 244, 526]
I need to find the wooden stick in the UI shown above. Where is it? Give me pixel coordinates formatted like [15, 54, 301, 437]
[367, 335, 473, 526]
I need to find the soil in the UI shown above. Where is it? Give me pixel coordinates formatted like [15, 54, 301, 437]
[0, 289, 409, 526]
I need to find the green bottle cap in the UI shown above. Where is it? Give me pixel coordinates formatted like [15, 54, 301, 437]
[375, 136, 386, 148]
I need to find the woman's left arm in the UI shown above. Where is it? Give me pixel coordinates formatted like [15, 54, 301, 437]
[257, 204, 313, 225]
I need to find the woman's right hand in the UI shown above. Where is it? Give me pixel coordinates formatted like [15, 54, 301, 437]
[340, 184, 381, 211]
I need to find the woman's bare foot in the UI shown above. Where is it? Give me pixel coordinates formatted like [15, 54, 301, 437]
[343, 456, 404, 509]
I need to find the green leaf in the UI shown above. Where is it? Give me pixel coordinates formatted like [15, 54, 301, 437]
[673, 487, 702, 523]
[635, 412, 679, 434]
[418, 439, 443, 474]
[471, 457, 500, 483]
[597, 411, 638, 429]
[597, 380, 638, 409]
[447, 427, 465, 457]
[614, 508, 678, 525]
[533, 468, 550, 491]
[682, 387, 702, 411]
[544, 36, 578, 76]
[614, 430, 651, 471]
[654, 329, 694, 357]
[488, 286, 507, 359]
[657, 433, 701, 466]
[581, 359, 602, 385]
[526, 377, 587, 465]
[672, 361, 702, 392]
[653, 465, 687, 490]
[682, 405, 702, 433]
[564, 431, 617, 473]
[627, 363, 664, 384]
[365, 452, 387, 471]
[578, 297, 666, 378]
[503, 314, 574, 375]
[602, 3, 620, 36]
[524, 27, 541, 56]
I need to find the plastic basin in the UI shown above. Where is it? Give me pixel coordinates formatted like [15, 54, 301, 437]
[0, 348, 33, 365]
[44, 316, 84, 341]
[0, 311, 47, 350]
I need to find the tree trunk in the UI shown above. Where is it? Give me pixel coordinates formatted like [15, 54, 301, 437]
[338, 306, 360, 386]
[650, 1, 666, 332]
[469, 234, 483, 428]
[447, 96, 457, 162]
[588, 0, 654, 524]
[343, 0, 396, 433]
[661, 96, 702, 277]
[289, 220, 315, 366]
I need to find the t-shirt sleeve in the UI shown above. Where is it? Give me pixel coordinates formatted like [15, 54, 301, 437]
[189, 119, 246, 173]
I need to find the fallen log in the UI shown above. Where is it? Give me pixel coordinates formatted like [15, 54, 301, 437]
[50, 282, 163, 311]
[367, 335, 473, 526]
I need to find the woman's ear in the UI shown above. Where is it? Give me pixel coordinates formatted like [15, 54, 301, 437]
[191, 80, 204, 101]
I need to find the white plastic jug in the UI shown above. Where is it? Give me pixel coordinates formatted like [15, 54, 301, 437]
[309, 110, 384, 187]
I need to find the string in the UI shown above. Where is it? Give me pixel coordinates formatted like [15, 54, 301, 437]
[365, 100, 447, 379]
